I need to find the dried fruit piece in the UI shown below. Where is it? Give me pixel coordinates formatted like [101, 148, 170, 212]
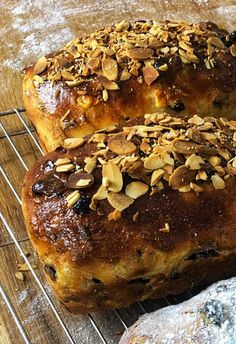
[185, 154, 205, 170]
[143, 66, 159, 85]
[67, 172, 94, 189]
[125, 48, 154, 60]
[144, 155, 165, 170]
[34, 56, 47, 75]
[63, 137, 85, 149]
[211, 174, 225, 189]
[169, 165, 196, 190]
[108, 134, 136, 155]
[102, 58, 118, 81]
[151, 169, 165, 186]
[107, 192, 134, 211]
[102, 161, 123, 192]
[98, 75, 119, 90]
[125, 181, 149, 199]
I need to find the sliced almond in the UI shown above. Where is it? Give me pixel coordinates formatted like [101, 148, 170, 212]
[211, 174, 225, 189]
[207, 37, 225, 49]
[102, 89, 108, 101]
[188, 116, 204, 126]
[66, 79, 85, 87]
[87, 57, 100, 70]
[56, 163, 74, 172]
[102, 58, 118, 81]
[67, 172, 94, 189]
[190, 182, 204, 193]
[120, 69, 131, 81]
[34, 56, 47, 75]
[84, 156, 97, 173]
[66, 190, 80, 207]
[185, 154, 205, 170]
[61, 70, 75, 81]
[54, 158, 71, 166]
[230, 44, 236, 57]
[151, 169, 165, 186]
[144, 155, 165, 170]
[108, 134, 136, 155]
[98, 75, 119, 90]
[172, 139, 201, 155]
[196, 169, 208, 181]
[125, 48, 154, 60]
[125, 181, 148, 199]
[208, 156, 221, 167]
[107, 192, 134, 211]
[93, 185, 108, 200]
[63, 138, 85, 149]
[159, 223, 170, 233]
[102, 161, 123, 192]
[169, 165, 196, 190]
[143, 66, 159, 86]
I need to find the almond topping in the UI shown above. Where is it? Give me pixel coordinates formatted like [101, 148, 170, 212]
[207, 37, 225, 49]
[34, 56, 47, 75]
[108, 134, 136, 155]
[190, 182, 203, 193]
[87, 57, 100, 70]
[102, 161, 123, 192]
[61, 70, 74, 81]
[144, 155, 165, 170]
[185, 154, 205, 170]
[120, 69, 131, 81]
[54, 158, 71, 166]
[211, 174, 225, 189]
[67, 172, 94, 189]
[66, 190, 80, 207]
[125, 181, 149, 199]
[63, 138, 85, 149]
[208, 156, 221, 167]
[56, 164, 74, 172]
[230, 44, 236, 57]
[143, 66, 159, 85]
[172, 139, 201, 155]
[98, 75, 119, 90]
[125, 48, 154, 60]
[102, 58, 118, 81]
[107, 192, 134, 211]
[188, 116, 204, 126]
[84, 156, 97, 173]
[151, 169, 165, 186]
[169, 165, 196, 190]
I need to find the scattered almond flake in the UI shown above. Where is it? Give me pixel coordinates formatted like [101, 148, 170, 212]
[87, 57, 100, 70]
[108, 134, 136, 155]
[169, 165, 196, 190]
[56, 163, 74, 172]
[125, 47, 154, 60]
[102, 58, 118, 81]
[211, 174, 225, 190]
[208, 156, 221, 167]
[107, 192, 134, 211]
[63, 137, 85, 149]
[102, 89, 108, 102]
[158, 64, 168, 71]
[120, 69, 131, 81]
[98, 75, 119, 90]
[108, 209, 122, 221]
[185, 154, 205, 170]
[143, 65, 159, 85]
[61, 70, 74, 81]
[159, 223, 170, 233]
[34, 56, 47, 75]
[178, 185, 191, 192]
[54, 157, 71, 166]
[207, 36, 225, 49]
[15, 272, 25, 281]
[102, 161, 123, 192]
[230, 44, 236, 57]
[66, 190, 80, 207]
[92, 185, 108, 201]
[144, 155, 165, 170]
[17, 263, 37, 271]
[196, 170, 208, 181]
[151, 169, 165, 186]
[125, 181, 149, 199]
[162, 152, 174, 165]
[188, 116, 204, 126]
[84, 156, 97, 173]
[132, 211, 140, 222]
[67, 172, 94, 189]
[190, 182, 204, 193]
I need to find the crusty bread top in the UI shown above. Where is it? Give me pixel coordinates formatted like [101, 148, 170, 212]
[22, 113, 236, 264]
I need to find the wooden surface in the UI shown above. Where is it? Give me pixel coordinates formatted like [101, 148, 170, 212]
[0, 1, 236, 343]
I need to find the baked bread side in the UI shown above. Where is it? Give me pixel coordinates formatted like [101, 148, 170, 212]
[22, 113, 236, 313]
[23, 21, 236, 152]
[119, 277, 236, 344]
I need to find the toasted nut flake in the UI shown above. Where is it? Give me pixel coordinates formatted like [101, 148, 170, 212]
[34, 56, 47, 75]
[15, 271, 25, 281]
[125, 48, 154, 60]
[84, 156, 97, 173]
[169, 165, 196, 189]
[190, 182, 203, 192]
[120, 69, 131, 81]
[230, 44, 236, 57]
[159, 223, 170, 233]
[107, 192, 134, 211]
[172, 139, 201, 155]
[108, 134, 136, 155]
[143, 66, 159, 85]
[158, 64, 168, 71]
[144, 155, 165, 170]
[61, 70, 74, 81]
[87, 57, 100, 70]
[102, 89, 108, 102]
[63, 137, 85, 149]
[132, 211, 140, 222]
[66, 190, 80, 207]
[207, 37, 225, 49]
[178, 185, 191, 192]
[125, 181, 149, 199]
[93, 185, 108, 200]
[67, 172, 94, 189]
[108, 209, 122, 221]
[56, 163, 74, 172]
[162, 152, 174, 165]
[102, 161, 123, 192]
[232, 157, 236, 168]
[185, 154, 205, 170]
[208, 156, 221, 167]
[54, 158, 71, 166]
[102, 58, 118, 81]
[151, 169, 165, 186]
[66, 79, 85, 87]
[196, 170, 208, 180]
[98, 75, 119, 90]
[211, 174, 225, 189]
[188, 116, 204, 126]
[17, 263, 37, 271]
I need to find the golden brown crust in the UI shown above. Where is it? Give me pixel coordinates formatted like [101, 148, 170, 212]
[23, 20, 236, 152]
[22, 113, 236, 313]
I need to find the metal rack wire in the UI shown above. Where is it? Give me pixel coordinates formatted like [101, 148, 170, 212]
[0, 108, 192, 344]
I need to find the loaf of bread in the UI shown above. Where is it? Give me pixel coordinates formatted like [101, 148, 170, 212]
[23, 20, 236, 152]
[119, 277, 236, 344]
[21, 112, 236, 313]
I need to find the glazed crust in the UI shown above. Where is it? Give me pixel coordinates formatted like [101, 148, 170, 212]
[23, 20, 236, 152]
[22, 115, 236, 314]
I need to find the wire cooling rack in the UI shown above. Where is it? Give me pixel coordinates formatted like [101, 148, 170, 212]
[0, 108, 192, 344]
